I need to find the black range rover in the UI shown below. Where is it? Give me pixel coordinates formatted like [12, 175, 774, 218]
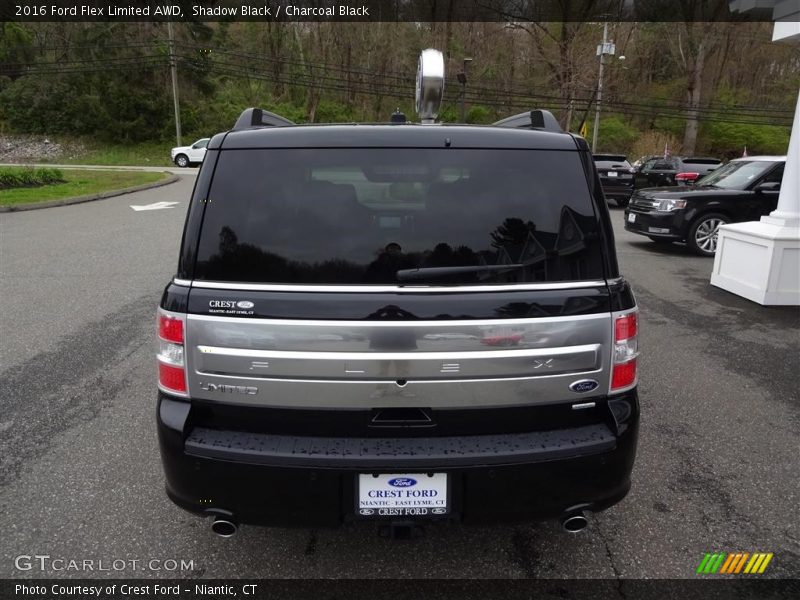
[625, 156, 785, 256]
[156, 51, 639, 537]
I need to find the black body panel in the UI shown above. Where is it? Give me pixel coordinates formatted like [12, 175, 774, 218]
[185, 424, 617, 468]
[160, 283, 190, 314]
[185, 393, 636, 438]
[210, 124, 580, 151]
[158, 391, 639, 527]
[185, 286, 613, 320]
[177, 147, 221, 280]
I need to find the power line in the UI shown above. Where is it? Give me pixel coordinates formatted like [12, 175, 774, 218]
[1, 43, 794, 128]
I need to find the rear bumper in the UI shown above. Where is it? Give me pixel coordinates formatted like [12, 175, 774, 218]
[157, 392, 639, 527]
[600, 183, 634, 201]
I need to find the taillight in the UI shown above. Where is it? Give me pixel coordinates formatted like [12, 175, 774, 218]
[158, 314, 184, 344]
[611, 311, 638, 392]
[157, 311, 188, 396]
[675, 172, 699, 183]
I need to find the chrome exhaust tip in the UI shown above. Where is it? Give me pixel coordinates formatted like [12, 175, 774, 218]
[211, 517, 238, 537]
[561, 512, 588, 533]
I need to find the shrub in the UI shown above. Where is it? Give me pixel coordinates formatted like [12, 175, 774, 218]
[700, 121, 789, 158]
[593, 116, 640, 154]
[0, 166, 65, 189]
[629, 130, 683, 162]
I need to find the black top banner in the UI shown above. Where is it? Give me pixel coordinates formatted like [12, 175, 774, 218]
[0, 0, 782, 22]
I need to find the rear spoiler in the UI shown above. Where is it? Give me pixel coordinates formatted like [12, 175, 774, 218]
[232, 108, 295, 131]
[493, 110, 562, 133]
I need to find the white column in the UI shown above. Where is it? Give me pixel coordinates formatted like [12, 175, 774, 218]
[710, 87, 800, 305]
[763, 88, 800, 227]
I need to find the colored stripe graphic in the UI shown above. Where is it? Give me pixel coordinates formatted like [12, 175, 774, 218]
[697, 553, 712, 574]
[720, 553, 737, 574]
[699, 553, 726, 574]
[711, 553, 726, 573]
[757, 553, 773, 573]
[733, 553, 750, 574]
[698, 552, 772, 575]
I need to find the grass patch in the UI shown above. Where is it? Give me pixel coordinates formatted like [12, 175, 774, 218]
[0, 169, 168, 206]
[60, 141, 173, 167]
[0, 166, 65, 188]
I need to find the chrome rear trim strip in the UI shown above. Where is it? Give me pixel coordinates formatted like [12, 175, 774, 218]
[187, 280, 609, 293]
[172, 278, 192, 287]
[191, 370, 603, 385]
[196, 343, 599, 362]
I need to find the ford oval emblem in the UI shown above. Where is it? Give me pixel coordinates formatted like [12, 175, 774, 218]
[388, 477, 417, 488]
[236, 300, 254, 309]
[359, 508, 374, 515]
[431, 508, 447, 514]
[569, 379, 599, 393]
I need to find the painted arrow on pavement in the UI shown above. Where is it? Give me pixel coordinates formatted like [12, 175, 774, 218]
[130, 201, 180, 211]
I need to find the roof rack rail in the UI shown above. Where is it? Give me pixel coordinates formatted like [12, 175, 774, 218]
[233, 107, 295, 130]
[493, 110, 562, 133]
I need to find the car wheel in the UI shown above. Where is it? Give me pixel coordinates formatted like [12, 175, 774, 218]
[616, 197, 630, 208]
[174, 154, 189, 168]
[687, 213, 728, 256]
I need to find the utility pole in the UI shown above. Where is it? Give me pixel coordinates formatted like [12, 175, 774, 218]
[167, 20, 182, 147]
[457, 57, 473, 122]
[592, 23, 614, 153]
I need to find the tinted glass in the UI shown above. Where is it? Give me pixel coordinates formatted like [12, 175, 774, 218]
[194, 149, 605, 285]
[642, 158, 658, 170]
[759, 163, 784, 184]
[652, 160, 675, 170]
[682, 158, 721, 165]
[594, 157, 632, 169]
[696, 160, 777, 190]
[593, 154, 627, 162]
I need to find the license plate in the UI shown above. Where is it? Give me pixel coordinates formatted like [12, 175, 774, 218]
[628, 213, 636, 223]
[357, 473, 449, 518]
[607, 171, 618, 177]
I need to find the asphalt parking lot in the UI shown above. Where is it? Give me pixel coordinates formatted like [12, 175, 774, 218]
[0, 176, 798, 580]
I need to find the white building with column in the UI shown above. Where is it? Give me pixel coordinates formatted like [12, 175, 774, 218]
[711, 0, 800, 305]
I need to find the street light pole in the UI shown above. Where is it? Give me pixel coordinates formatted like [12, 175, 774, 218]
[167, 20, 182, 147]
[591, 23, 609, 153]
[458, 57, 473, 122]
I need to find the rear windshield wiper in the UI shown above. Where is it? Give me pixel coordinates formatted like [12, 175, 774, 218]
[396, 264, 524, 282]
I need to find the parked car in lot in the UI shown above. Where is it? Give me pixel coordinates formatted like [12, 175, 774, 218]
[625, 156, 785, 256]
[156, 51, 640, 536]
[593, 153, 635, 206]
[634, 156, 722, 189]
[170, 138, 210, 167]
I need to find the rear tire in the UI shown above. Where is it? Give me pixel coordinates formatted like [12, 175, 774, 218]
[687, 213, 728, 256]
[174, 154, 189, 168]
[616, 197, 630, 208]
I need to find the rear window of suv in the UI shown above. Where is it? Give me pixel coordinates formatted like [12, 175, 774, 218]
[593, 154, 628, 163]
[194, 148, 606, 285]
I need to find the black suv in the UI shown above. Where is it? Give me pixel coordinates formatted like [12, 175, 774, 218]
[156, 51, 639, 536]
[625, 156, 785, 255]
[634, 156, 722, 189]
[593, 154, 635, 206]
